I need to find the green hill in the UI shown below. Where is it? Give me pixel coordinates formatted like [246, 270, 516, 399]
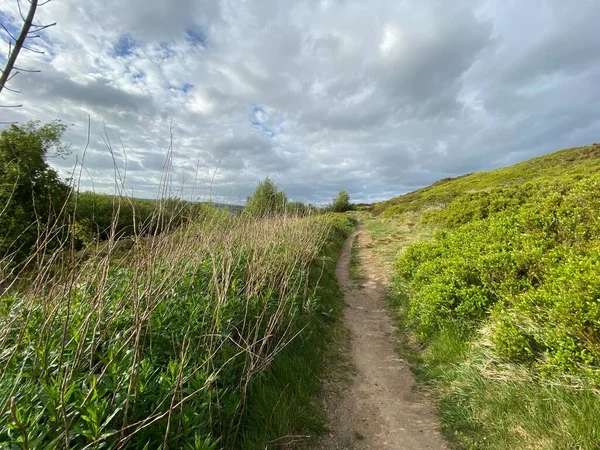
[372, 143, 600, 217]
[374, 143, 600, 448]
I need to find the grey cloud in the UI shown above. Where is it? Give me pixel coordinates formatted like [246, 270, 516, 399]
[1, 0, 600, 204]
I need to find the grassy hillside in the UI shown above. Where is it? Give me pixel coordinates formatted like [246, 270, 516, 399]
[0, 208, 353, 449]
[374, 143, 600, 449]
[372, 143, 600, 217]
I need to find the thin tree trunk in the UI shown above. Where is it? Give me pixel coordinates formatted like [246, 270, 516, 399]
[0, 0, 38, 95]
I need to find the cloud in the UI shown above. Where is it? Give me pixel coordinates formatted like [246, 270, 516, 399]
[1, 0, 599, 204]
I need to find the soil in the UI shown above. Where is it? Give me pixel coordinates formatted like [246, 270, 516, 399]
[313, 229, 447, 449]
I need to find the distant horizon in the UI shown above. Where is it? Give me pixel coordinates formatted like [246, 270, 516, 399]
[66, 140, 597, 206]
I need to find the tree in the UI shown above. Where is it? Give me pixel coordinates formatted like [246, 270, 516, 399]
[245, 177, 288, 217]
[0, 121, 70, 260]
[330, 190, 352, 212]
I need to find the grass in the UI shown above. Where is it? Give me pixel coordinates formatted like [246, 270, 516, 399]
[238, 217, 352, 449]
[372, 143, 600, 217]
[359, 211, 433, 272]
[0, 205, 354, 449]
[349, 234, 365, 287]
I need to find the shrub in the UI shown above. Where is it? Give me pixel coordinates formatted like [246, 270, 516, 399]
[329, 190, 352, 213]
[396, 173, 600, 380]
[245, 177, 288, 217]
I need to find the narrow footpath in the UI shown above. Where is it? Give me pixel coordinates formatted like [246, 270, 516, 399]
[315, 228, 447, 449]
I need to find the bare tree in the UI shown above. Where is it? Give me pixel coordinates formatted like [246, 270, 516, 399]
[0, 0, 56, 108]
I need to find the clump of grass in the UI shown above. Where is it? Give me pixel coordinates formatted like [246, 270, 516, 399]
[349, 234, 365, 287]
[352, 429, 364, 440]
[0, 189, 354, 449]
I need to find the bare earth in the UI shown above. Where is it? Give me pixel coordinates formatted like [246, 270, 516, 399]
[314, 229, 447, 450]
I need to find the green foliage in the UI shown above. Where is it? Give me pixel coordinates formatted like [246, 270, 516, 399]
[0, 213, 353, 449]
[371, 144, 600, 448]
[245, 177, 288, 218]
[0, 121, 70, 261]
[286, 200, 307, 216]
[329, 190, 352, 213]
[74, 193, 234, 240]
[396, 169, 600, 380]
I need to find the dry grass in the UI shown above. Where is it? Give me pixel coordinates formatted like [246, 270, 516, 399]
[0, 192, 348, 448]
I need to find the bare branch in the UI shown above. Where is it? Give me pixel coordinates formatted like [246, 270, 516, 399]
[1, 24, 18, 42]
[0, 104, 23, 107]
[21, 44, 44, 54]
[2, 85, 22, 93]
[0, 0, 39, 94]
[12, 66, 41, 73]
[16, 0, 27, 22]
[7, 71, 20, 82]
[29, 22, 56, 32]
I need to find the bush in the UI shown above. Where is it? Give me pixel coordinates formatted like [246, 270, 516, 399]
[329, 190, 352, 213]
[245, 178, 288, 217]
[396, 173, 600, 380]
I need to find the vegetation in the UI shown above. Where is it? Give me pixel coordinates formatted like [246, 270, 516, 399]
[349, 234, 365, 287]
[244, 177, 288, 217]
[0, 124, 356, 449]
[329, 190, 353, 213]
[0, 203, 353, 449]
[0, 121, 70, 263]
[74, 192, 204, 241]
[377, 143, 600, 448]
[373, 143, 600, 217]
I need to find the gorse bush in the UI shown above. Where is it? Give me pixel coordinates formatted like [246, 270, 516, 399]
[0, 188, 352, 449]
[396, 171, 600, 380]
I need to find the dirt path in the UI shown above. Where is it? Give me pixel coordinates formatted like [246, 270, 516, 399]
[314, 229, 447, 449]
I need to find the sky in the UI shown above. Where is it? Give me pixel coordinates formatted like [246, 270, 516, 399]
[1, 0, 599, 205]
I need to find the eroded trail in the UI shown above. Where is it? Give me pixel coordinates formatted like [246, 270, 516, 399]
[315, 229, 447, 449]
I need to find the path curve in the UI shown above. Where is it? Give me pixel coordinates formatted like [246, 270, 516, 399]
[315, 229, 447, 449]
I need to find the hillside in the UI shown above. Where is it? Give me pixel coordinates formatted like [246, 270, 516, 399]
[363, 142, 600, 448]
[372, 143, 600, 217]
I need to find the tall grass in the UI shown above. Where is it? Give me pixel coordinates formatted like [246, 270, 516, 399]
[0, 184, 352, 449]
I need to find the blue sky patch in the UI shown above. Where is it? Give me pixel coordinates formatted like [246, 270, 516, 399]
[113, 35, 136, 57]
[186, 27, 207, 47]
[251, 104, 275, 138]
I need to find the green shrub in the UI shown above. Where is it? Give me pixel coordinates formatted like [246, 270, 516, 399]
[396, 173, 600, 380]
[329, 190, 352, 213]
[245, 177, 288, 218]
